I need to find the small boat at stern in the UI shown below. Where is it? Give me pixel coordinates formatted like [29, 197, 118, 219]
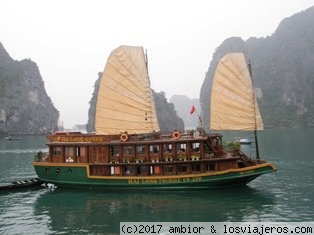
[33, 47, 276, 190]
[0, 178, 43, 190]
[238, 139, 252, 145]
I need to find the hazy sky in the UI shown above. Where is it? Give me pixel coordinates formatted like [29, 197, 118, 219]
[1, 0, 313, 128]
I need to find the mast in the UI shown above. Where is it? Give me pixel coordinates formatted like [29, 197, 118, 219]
[248, 60, 260, 160]
[145, 48, 154, 132]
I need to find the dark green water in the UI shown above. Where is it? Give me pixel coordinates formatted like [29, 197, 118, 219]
[0, 129, 313, 234]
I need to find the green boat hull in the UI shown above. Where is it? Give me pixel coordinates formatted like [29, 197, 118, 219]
[33, 163, 276, 189]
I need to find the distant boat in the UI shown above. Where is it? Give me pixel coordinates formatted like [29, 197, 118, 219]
[238, 139, 252, 145]
[4, 136, 22, 140]
[33, 49, 276, 190]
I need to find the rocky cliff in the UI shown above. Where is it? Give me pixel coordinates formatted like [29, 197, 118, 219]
[200, 6, 314, 128]
[153, 91, 185, 131]
[0, 42, 59, 134]
[169, 95, 200, 129]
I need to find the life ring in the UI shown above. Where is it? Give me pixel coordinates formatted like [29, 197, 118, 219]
[120, 133, 128, 142]
[172, 131, 181, 139]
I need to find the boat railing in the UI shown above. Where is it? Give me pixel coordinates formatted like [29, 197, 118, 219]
[238, 152, 262, 166]
[89, 155, 238, 167]
[34, 151, 48, 162]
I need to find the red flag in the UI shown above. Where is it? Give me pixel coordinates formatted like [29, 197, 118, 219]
[190, 105, 196, 114]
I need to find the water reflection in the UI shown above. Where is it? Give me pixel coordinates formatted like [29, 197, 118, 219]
[33, 186, 275, 234]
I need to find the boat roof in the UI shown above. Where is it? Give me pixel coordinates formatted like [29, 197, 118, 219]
[46, 132, 221, 146]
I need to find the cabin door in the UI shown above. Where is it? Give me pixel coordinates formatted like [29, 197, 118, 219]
[90, 146, 108, 163]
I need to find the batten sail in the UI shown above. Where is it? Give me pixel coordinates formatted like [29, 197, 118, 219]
[210, 53, 263, 131]
[95, 45, 159, 135]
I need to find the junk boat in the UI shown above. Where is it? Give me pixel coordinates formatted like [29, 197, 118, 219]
[33, 46, 276, 189]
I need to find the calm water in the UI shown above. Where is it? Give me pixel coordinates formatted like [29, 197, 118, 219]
[0, 129, 313, 234]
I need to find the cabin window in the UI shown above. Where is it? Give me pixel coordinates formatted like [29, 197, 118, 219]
[65, 147, 74, 157]
[81, 147, 86, 156]
[164, 165, 174, 175]
[124, 166, 135, 175]
[137, 166, 147, 175]
[191, 163, 201, 172]
[89, 147, 98, 163]
[163, 144, 172, 153]
[76, 147, 81, 156]
[191, 142, 200, 152]
[52, 147, 62, 157]
[177, 143, 187, 161]
[110, 146, 119, 157]
[110, 166, 121, 175]
[177, 143, 186, 153]
[150, 165, 161, 175]
[178, 164, 188, 173]
[123, 146, 133, 156]
[136, 145, 146, 155]
[205, 163, 215, 171]
[76, 146, 86, 157]
[149, 145, 159, 154]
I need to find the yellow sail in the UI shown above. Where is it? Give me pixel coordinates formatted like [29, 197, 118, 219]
[95, 45, 160, 134]
[210, 53, 263, 131]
